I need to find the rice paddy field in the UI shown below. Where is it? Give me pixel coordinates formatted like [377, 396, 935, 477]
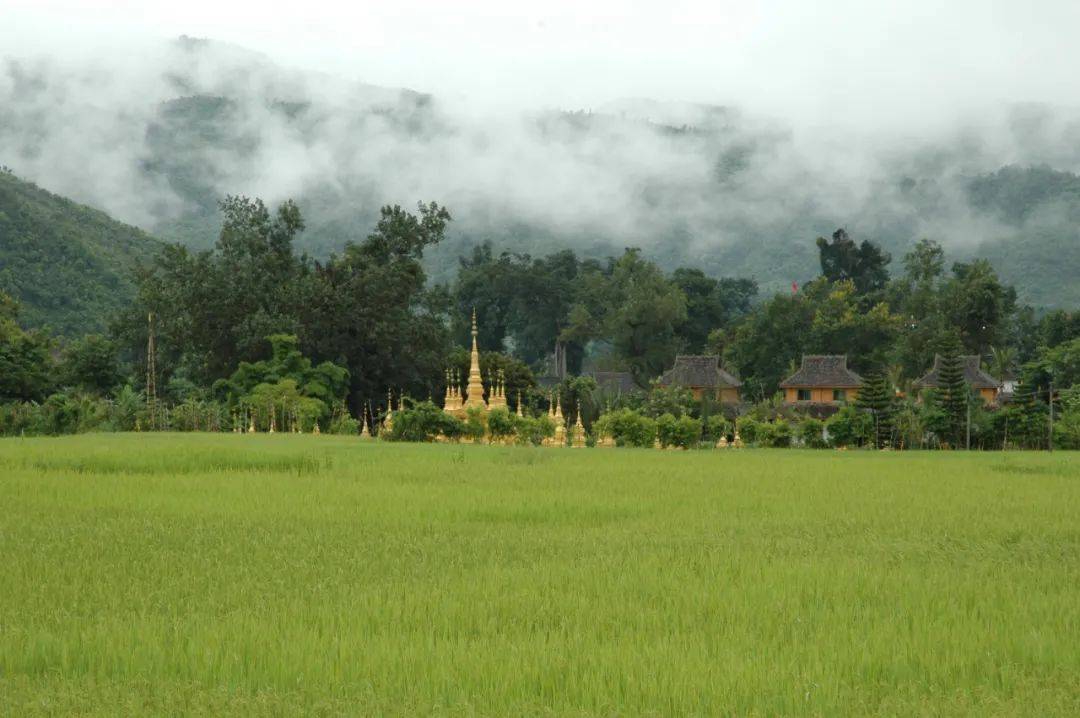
[1, 434, 1078, 716]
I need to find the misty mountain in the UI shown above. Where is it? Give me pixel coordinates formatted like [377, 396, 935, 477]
[2, 37, 1079, 309]
[0, 168, 162, 334]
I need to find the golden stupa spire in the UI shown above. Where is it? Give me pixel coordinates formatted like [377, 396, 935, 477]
[464, 308, 487, 409]
[516, 391, 524, 418]
[553, 392, 566, 447]
[572, 402, 586, 448]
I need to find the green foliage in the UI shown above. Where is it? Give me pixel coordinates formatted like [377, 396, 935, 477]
[598, 408, 657, 448]
[643, 384, 696, 419]
[816, 228, 891, 295]
[856, 373, 896, 448]
[485, 408, 516, 440]
[241, 379, 323, 432]
[0, 170, 163, 335]
[215, 334, 348, 423]
[213, 335, 348, 430]
[463, 407, 487, 442]
[655, 413, 677, 448]
[671, 268, 756, 352]
[737, 418, 763, 445]
[768, 418, 793, 448]
[702, 414, 729, 443]
[934, 336, 969, 447]
[670, 414, 703, 448]
[604, 250, 688, 383]
[0, 293, 54, 402]
[799, 417, 829, 448]
[514, 414, 554, 446]
[388, 401, 463, 442]
[723, 291, 815, 399]
[808, 280, 902, 374]
[297, 202, 453, 412]
[826, 406, 873, 448]
[59, 334, 123, 395]
[1053, 400, 1080, 450]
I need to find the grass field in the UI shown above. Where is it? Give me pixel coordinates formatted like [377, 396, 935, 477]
[1, 434, 1078, 716]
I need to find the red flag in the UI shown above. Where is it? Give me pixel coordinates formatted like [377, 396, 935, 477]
[791, 281, 798, 294]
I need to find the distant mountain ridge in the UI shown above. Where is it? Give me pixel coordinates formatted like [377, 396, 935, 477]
[0, 169, 163, 334]
[2, 38, 1079, 311]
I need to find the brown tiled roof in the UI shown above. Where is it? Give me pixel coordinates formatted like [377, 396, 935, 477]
[585, 371, 639, 394]
[912, 355, 1000, 390]
[657, 355, 742, 389]
[779, 355, 863, 388]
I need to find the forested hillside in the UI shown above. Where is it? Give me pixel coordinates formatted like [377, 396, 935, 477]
[3, 38, 1080, 309]
[0, 169, 162, 334]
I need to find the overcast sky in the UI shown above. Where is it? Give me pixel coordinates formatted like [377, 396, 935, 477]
[3, 0, 1079, 129]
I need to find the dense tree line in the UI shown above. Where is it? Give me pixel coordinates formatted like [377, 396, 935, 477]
[2, 193, 1079, 448]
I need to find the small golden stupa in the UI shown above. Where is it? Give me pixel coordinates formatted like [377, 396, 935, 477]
[552, 394, 566, 447]
[571, 403, 586, 448]
[384, 389, 396, 432]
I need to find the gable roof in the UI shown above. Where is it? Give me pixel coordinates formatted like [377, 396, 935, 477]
[585, 371, 639, 394]
[657, 355, 742, 389]
[779, 355, 863, 388]
[912, 355, 1000, 390]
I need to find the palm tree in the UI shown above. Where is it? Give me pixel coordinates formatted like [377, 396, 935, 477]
[989, 345, 1015, 380]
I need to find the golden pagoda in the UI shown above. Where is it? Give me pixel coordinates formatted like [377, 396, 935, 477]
[443, 369, 462, 413]
[552, 393, 566, 447]
[446, 309, 494, 418]
[489, 370, 508, 410]
[464, 309, 487, 411]
[571, 403, 586, 448]
[384, 389, 395, 432]
[516, 392, 524, 418]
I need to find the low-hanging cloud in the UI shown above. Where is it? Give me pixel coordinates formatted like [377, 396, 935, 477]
[2, 34, 1080, 295]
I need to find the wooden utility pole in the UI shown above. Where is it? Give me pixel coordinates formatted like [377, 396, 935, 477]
[965, 398, 971, 451]
[1048, 382, 1054, 452]
[146, 312, 158, 431]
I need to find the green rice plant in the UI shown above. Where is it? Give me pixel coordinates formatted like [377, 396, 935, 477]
[1, 434, 1078, 716]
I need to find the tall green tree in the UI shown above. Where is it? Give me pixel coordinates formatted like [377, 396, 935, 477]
[671, 268, 756, 352]
[816, 228, 891, 295]
[60, 334, 123, 395]
[855, 373, 895, 448]
[125, 196, 308, 384]
[943, 259, 1016, 355]
[298, 202, 453, 416]
[0, 292, 54, 402]
[934, 336, 969, 447]
[603, 250, 687, 383]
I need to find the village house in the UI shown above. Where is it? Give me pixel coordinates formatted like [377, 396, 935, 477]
[657, 355, 741, 403]
[780, 355, 863, 404]
[584, 371, 638, 397]
[912, 355, 1002, 405]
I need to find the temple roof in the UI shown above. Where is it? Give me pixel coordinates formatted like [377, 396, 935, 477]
[779, 355, 863, 388]
[912, 355, 1000, 390]
[658, 355, 742, 389]
[585, 371, 639, 394]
